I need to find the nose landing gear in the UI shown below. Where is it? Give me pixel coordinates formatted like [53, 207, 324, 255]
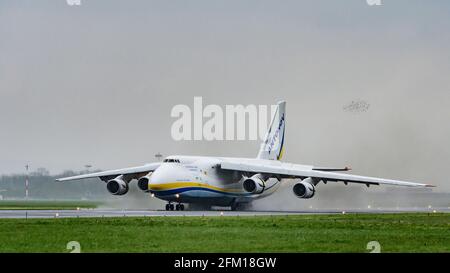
[165, 202, 185, 211]
[165, 203, 174, 211]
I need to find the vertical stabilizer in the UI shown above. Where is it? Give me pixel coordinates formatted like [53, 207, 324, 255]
[257, 101, 286, 160]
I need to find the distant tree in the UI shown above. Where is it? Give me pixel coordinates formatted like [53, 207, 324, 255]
[33, 168, 50, 176]
[0, 169, 108, 200]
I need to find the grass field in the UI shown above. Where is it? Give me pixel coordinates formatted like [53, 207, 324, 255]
[0, 213, 449, 252]
[0, 200, 99, 210]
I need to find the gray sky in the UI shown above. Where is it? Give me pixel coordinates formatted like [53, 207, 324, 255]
[1, 0, 450, 190]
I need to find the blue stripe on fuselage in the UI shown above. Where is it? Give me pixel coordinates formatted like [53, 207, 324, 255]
[150, 187, 252, 197]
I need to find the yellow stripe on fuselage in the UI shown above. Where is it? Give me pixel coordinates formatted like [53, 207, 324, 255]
[149, 181, 244, 193]
[277, 146, 285, 160]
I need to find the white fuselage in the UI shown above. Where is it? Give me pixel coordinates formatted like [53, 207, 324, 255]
[148, 155, 282, 206]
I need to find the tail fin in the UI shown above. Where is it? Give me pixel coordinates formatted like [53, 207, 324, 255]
[257, 101, 286, 160]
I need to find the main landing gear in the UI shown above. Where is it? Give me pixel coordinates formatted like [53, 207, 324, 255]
[231, 202, 251, 211]
[165, 202, 185, 211]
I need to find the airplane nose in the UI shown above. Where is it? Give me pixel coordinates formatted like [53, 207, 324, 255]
[149, 163, 192, 186]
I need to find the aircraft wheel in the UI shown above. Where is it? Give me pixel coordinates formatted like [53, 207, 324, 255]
[175, 204, 180, 211]
[180, 204, 185, 211]
[165, 204, 170, 211]
[231, 202, 250, 211]
[169, 204, 174, 211]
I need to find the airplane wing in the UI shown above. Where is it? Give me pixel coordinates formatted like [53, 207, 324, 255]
[219, 160, 434, 188]
[56, 162, 161, 182]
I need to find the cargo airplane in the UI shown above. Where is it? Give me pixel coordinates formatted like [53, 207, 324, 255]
[57, 101, 433, 211]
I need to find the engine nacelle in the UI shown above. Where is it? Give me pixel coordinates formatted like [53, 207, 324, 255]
[137, 175, 151, 192]
[293, 178, 316, 199]
[243, 174, 265, 194]
[106, 176, 129, 195]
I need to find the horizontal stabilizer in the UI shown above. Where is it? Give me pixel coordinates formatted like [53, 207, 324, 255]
[312, 166, 352, 172]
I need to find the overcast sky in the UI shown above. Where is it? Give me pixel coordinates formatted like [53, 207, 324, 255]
[1, 0, 450, 190]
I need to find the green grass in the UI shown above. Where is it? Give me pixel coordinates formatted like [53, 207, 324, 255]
[0, 213, 449, 252]
[0, 200, 99, 210]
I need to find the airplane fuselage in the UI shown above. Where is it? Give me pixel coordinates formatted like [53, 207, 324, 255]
[148, 155, 281, 206]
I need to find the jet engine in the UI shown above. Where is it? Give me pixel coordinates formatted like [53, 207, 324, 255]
[292, 178, 315, 199]
[137, 174, 151, 192]
[243, 174, 266, 194]
[106, 175, 129, 195]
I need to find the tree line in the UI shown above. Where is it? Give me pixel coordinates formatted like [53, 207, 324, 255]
[0, 169, 109, 200]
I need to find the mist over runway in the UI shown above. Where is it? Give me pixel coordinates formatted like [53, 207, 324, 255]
[0, 208, 449, 219]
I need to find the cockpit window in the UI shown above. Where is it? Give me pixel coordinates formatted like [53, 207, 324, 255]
[163, 158, 180, 163]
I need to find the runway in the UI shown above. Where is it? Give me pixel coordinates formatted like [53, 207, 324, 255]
[0, 207, 449, 219]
